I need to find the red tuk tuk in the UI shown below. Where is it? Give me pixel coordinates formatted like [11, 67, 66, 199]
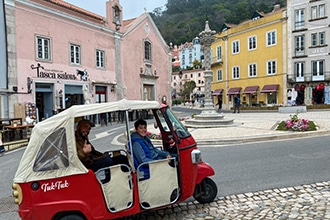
[12, 99, 217, 220]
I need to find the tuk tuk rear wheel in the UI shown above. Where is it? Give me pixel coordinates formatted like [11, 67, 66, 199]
[193, 177, 217, 204]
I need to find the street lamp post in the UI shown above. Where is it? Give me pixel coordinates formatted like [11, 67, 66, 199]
[178, 71, 183, 99]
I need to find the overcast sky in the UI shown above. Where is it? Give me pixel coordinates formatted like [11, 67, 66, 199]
[65, 0, 167, 20]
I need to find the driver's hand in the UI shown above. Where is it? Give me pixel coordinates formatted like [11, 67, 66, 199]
[83, 140, 92, 153]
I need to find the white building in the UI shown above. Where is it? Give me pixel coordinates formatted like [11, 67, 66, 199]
[287, 0, 330, 105]
[179, 37, 203, 69]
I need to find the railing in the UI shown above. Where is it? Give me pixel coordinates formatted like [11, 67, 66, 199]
[211, 56, 223, 65]
[287, 71, 330, 83]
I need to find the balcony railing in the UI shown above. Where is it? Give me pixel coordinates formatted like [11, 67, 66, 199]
[211, 56, 223, 66]
[287, 71, 330, 83]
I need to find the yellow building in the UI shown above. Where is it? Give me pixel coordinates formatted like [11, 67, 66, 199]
[211, 5, 288, 110]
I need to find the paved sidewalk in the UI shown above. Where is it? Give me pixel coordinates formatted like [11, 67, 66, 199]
[175, 109, 330, 146]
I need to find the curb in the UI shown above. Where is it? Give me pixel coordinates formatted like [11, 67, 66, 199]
[194, 130, 330, 146]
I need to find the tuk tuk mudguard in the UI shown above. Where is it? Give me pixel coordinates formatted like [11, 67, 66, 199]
[195, 162, 215, 184]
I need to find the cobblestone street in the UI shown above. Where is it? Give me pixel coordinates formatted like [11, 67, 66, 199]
[124, 181, 330, 220]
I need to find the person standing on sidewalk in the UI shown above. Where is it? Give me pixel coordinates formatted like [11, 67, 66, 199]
[233, 94, 240, 113]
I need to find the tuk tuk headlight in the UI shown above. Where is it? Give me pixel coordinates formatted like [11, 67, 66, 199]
[191, 149, 202, 164]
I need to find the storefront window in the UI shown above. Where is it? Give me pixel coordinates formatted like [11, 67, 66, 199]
[267, 93, 277, 104]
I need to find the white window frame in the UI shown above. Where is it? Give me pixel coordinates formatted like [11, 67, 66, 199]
[311, 6, 317, 19]
[96, 49, 105, 68]
[248, 36, 257, 50]
[295, 9, 305, 29]
[216, 46, 222, 61]
[248, 63, 257, 77]
[36, 36, 51, 61]
[232, 40, 240, 54]
[295, 35, 305, 56]
[267, 60, 276, 75]
[232, 66, 240, 79]
[319, 4, 325, 18]
[266, 30, 276, 47]
[217, 69, 222, 81]
[295, 62, 305, 82]
[70, 43, 81, 65]
[312, 60, 324, 77]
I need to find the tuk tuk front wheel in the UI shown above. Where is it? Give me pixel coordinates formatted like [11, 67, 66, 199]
[193, 177, 217, 204]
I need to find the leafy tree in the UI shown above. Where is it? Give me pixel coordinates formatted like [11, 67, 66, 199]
[193, 59, 202, 69]
[182, 81, 196, 100]
[151, 0, 286, 45]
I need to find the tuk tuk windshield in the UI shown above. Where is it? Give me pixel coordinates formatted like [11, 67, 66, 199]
[164, 108, 190, 138]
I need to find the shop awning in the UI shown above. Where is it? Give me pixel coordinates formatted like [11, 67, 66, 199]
[261, 84, 279, 93]
[212, 89, 223, 96]
[227, 87, 241, 95]
[243, 86, 259, 94]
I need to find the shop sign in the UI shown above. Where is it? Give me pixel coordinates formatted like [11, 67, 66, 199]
[38, 69, 78, 80]
[31, 63, 88, 81]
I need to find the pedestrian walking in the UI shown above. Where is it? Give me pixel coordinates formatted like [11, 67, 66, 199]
[233, 95, 240, 113]
[216, 95, 222, 113]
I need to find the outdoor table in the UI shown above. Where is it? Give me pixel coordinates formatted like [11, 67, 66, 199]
[3, 124, 34, 141]
[0, 118, 22, 127]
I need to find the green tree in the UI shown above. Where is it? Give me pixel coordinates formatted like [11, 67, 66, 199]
[193, 59, 202, 69]
[182, 81, 196, 100]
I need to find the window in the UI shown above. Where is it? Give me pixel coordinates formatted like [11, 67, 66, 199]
[216, 46, 222, 60]
[96, 49, 105, 68]
[248, 36, 257, 50]
[319, 4, 325, 18]
[232, 66, 240, 79]
[295, 35, 305, 56]
[70, 44, 81, 65]
[311, 4, 325, 19]
[319, 32, 325, 45]
[113, 6, 121, 25]
[311, 32, 326, 47]
[311, 6, 317, 19]
[217, 69, 222, 81]
[232, 40, 240, 54]
[248, 63, 257, 77]
[267, 60, 276, 75]
[266, 31, 276, 46]
[33, 128, 69, 172]
[295, 62, 304, 80]
[295, 9, 304, 29]
[311, 33, 317, 46]
[36, 36, 51, 60]
[312, 60, 324, 76]
[144, 41, 152, 61]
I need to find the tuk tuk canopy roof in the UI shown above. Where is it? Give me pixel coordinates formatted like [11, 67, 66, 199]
[14, 99, 161, 183]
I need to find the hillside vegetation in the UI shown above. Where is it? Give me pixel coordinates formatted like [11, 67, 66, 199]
[150, 0, 286, 45]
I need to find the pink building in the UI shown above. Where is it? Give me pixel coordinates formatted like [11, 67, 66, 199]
[2, 0, 171, 121]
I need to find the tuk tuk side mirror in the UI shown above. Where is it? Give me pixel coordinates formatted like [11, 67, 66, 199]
[191, 149, 202, 164]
